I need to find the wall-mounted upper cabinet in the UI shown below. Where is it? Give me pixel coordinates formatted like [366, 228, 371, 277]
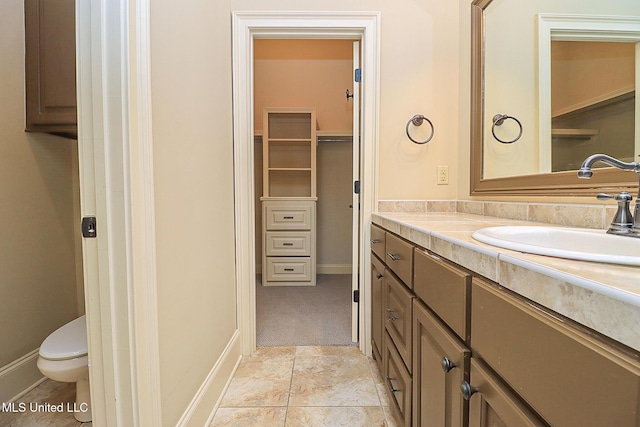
[24, 0, 77, 139]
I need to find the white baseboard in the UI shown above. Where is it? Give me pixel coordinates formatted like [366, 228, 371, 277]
[317, 264, 352, 275]
[176, 330, 242, 427]
[0, 349, 45, 403]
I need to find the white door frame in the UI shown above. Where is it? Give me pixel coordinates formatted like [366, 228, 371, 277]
[77, 1, 162, 425]
[231, 11, 380, 356]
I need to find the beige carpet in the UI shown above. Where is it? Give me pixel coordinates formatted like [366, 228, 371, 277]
[256, 274, 356, 347]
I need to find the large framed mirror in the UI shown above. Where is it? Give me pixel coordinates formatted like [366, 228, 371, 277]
[470, 0, 640, 195]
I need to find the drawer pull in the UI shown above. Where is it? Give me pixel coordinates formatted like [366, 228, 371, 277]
[282, 242, 294, 246]
[284, 268, 295, 272]
[386, 252, 400, 261]
[371, 239, 380, 244]
[441, 357, 457, 373]
[376, 272, 383, 279]
[283, 216, 294, 219]
[386, 376, 400, 393]
[460, 381, 478, 401]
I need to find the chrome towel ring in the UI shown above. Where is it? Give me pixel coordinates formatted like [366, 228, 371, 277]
[491, 114, 522, 144]
[406, 114, 435, 144]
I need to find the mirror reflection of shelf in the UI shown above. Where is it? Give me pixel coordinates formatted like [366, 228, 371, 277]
[552, 85, 634, 118]
[551, 128, 599, 140]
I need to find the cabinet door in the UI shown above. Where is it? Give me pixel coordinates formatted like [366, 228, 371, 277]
[413, 299, 470, 427]
[466, 359, 546, 427]
[25, 0, 77, 137]
[371, 253, 386, 369]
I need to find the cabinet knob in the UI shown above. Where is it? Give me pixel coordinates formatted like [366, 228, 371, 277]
[371, 239, 380, 244]
[386, 308, 399, 322]
[441, 357, 456, 373]
[460, 381, 478, 401]
[386, 252, 400, 261]
[376, 272, 383, 279]
[386, 375, 399, 393]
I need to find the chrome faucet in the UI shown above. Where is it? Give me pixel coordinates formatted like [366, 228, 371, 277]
[578, 154, 640, 237]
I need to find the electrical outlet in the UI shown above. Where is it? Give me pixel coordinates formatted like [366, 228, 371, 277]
[437, 166, 449, 185]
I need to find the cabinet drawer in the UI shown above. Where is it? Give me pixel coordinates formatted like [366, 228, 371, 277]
[414, 248, 471, 342]
[264, 203, 312, 230]
[384, 332, 412, 427]
[413, 299, 470, 427]
[385, 271, 414, 372]
[265, 257, 311, 282]
[371, 253, 386, 371]
[472, 278, 640, 427]
[265, 231, 311, 256]
[385, 232, 414, 287]
[371, 224, 386, 260]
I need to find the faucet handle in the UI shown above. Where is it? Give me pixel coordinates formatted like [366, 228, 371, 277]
[597, 192, 634, 233]
[597, 192, 633, 202]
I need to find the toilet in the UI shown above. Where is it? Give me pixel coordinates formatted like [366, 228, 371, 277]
[37, 315, 91, 423]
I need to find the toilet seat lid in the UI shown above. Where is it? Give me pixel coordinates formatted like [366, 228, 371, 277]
[39, 315, 88, 360]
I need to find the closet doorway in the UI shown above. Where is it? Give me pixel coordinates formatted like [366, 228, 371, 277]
[253, 39, 359, 347]
[231, 11, 380, 356]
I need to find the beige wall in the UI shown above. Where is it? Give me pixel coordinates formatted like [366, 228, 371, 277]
[150, 0, 238, 424]
[552, 41, 635, 114]
[0, 0, 80, 399]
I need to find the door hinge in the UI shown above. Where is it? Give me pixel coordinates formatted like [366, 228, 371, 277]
[354, 180, 360, 194]
[353, 290, 360, 303]
[354, 68, 361, 83]
[81, 217, 97, 238]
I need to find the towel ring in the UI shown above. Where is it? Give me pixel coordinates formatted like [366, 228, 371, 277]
[406, 114, 435, 144]
[491, 114, 522, 144]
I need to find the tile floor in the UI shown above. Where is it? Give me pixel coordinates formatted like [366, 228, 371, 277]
[1, 346, 395, 427]
[0, 379, 91, 427]
[210, 346, 400, 427]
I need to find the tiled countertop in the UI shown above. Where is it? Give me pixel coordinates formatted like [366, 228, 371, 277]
[372, 211, 640, 353]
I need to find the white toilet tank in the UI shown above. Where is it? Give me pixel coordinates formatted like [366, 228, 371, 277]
[39, 315, 88, 360]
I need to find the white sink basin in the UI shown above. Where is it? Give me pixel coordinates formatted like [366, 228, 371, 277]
[472, 226, 640, 266]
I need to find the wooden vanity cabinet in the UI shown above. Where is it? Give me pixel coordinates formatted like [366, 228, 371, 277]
[413, 299, 470, 427]
[371, 226, 415, 426]
[471, 277, 640, 427]
[24, 0, 77, 138]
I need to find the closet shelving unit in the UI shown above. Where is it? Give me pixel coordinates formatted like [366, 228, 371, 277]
[261, 107, 317, 286]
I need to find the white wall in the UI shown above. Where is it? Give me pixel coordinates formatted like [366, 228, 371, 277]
[0, 0, 80, 402]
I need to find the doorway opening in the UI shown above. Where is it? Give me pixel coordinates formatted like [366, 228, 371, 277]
[253, 39, 358, 347]
[232, 11, 380, 356]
